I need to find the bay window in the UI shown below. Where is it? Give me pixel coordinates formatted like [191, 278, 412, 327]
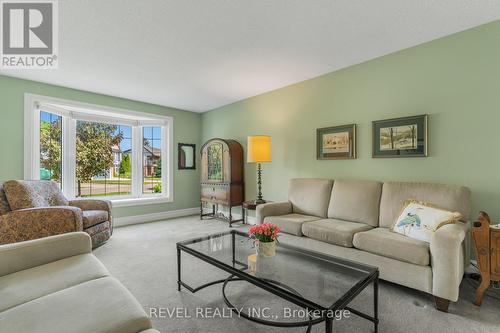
[25, 94, 173, 206]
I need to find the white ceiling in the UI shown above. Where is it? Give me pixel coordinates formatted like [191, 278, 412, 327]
[2, 0, 500, 112]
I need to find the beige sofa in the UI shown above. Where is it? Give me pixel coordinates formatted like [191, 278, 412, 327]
[0, 232, 159, 333]
[256, 179, 471, 312]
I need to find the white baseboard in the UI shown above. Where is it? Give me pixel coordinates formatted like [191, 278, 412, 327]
[202, 208, 256, 225]
[114, 207, 199, 227]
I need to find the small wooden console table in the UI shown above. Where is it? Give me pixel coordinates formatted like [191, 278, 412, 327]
[471, 211, 500, 306]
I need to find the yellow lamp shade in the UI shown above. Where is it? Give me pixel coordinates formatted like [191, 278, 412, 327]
[247, 135, 272, 163]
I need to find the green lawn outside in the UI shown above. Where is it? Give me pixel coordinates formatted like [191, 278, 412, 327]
[81, 192, 131, 197]
[88, 178, 161, 185]
[87, 179, 131, 185]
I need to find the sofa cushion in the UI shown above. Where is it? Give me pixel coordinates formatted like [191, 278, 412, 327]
[277, 232, 433, 294]
[0, 276, 153, 333]
[35, 181, 69, 206]
[379, 182, 470, 228]
[353, 228, 430, 266]
[392, 200, 461, 242]
[327, 180, 382, 226]
[0, 253, 109, 312]
[288, 178, 333, 218]
[3, 180, 48, 210]
[3, 180, 69, 211]
[302, 219, 373, 247]
[264, 214, 321, 236]
[82, 210, 109, 228]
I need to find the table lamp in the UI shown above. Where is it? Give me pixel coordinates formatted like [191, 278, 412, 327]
[247, 135, 272, 204]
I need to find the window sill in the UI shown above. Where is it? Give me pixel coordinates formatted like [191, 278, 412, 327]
[111, 196, 173, 207]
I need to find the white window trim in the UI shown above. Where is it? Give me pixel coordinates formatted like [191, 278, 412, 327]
[24, 93, 174, 206]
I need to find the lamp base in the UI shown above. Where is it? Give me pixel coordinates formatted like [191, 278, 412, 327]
[256, 163, 264, 204]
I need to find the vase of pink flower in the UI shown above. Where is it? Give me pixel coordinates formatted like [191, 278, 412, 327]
[248, 223, 281, 257]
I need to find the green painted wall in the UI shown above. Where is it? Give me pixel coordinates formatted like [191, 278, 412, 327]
[0, 75, 201, 218]
[202, 20, 500, 221]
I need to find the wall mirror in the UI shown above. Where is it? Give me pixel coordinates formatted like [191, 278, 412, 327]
[178, 143, 196, 170]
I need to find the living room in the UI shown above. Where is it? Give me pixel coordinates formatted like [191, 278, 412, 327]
[1, 1, 500, 333]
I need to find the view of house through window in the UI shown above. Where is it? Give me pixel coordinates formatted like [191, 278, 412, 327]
[143, 126, 162, 194]
[75, 121, 133, 198]
[39, 111, 63, 186]
[29, 95, 171, 203]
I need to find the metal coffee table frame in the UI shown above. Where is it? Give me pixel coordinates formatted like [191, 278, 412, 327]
[177, 230, 379, 332]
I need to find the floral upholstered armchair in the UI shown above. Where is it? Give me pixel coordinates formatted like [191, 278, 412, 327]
[0, 180, 112, 248]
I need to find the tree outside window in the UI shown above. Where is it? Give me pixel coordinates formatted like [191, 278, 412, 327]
[40, 111, 62, 185]
[74, 121, 136, 198]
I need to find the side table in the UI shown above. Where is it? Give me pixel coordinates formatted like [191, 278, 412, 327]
[472, 211, 500, 306]
[242, 200, 268, 224]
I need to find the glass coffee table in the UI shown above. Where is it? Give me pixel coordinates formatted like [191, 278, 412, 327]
[177, 230, 379, 332]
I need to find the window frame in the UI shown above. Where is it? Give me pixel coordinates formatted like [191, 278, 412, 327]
[24, 93, 174, 207]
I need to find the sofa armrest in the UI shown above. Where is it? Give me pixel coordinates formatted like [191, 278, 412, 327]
[256, 201, 292, 224]
[0, 232, 91, 277]
[69, 199, 112, 212]
[430, 222, 469, 302]
[0, 206, 83, 245]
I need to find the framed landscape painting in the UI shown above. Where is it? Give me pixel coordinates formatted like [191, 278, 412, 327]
[317, 124, 356, 160]
[372, 114, 428, 158]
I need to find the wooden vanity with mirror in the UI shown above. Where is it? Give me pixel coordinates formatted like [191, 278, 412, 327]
[200, 138, 244, 226]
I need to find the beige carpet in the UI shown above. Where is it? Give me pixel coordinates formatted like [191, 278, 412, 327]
[93, 216, 500, 333]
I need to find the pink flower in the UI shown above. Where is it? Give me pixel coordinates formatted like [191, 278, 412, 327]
[248, 223, 281, 242]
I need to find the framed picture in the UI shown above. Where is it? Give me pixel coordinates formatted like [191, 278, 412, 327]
[317, 124, 356, 160]
[372, 114, 428, 158]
